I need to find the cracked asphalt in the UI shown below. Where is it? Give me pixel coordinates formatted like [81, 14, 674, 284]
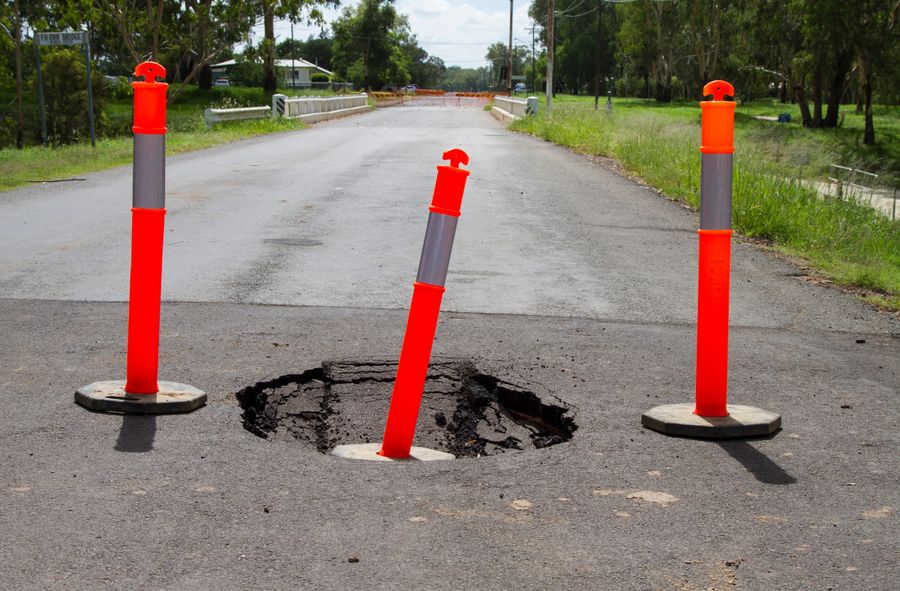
[1, 105, 897, 590]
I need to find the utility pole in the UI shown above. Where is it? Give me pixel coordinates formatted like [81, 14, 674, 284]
[594, 0, 603, 110]
[546, 0, 554, 114]
[530, 24, 536, 94]
[13, 0, 23, 148]
[291, 20, 295, 89]
[507, 0, 514, 96]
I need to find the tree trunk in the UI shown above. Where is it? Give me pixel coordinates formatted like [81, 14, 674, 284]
[794, 79, 811, 127]
[151, 0, 164, 59]
[199, 64, 212, 89]
[812, 67, 823, 128]
[263, 3, 277, 92]
[823, 53, 849, 127]
[855, 82, 863, 114]
[859, 55, 875, 145]
[13, 0, 23, 149]
[198, 1, 212, 90]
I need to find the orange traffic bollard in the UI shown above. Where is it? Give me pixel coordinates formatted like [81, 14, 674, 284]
[694, 80, 736, 417]
[641, 81, 780, 438]
[125, 61, 168, 394]
[75, 62, 206, 414]
[332, 150, 471, 462]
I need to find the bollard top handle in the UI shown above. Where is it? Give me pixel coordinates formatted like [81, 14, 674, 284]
[702, 80, 734, 102]
[134, 61, 167, 84]
[442, 148, 469, 169]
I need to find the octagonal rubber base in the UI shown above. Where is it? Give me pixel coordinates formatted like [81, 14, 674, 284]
[75, 380, 206, 415]
[642, 403, 781, 439]
[331, 443, 454, 462]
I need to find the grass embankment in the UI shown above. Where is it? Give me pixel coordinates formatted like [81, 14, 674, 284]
[0, 118, 305, 192]
[0, 85, 354, 192]
[511, 97, 900, 310]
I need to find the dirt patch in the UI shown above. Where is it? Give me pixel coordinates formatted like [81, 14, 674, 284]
[235, 360, 577, 458]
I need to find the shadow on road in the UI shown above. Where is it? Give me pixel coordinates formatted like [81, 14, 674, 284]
[717, 440, 796, 485]
[114, 415, 157, 453]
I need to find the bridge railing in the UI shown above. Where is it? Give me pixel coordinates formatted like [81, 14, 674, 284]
[491, 96, 538, 125]
[493, 96, 529, 119]
[203, 106, 271, 128]
[274, 94, 369, 119]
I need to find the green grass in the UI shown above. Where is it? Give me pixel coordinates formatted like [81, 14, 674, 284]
[0, 116, 306, 192]
[512, 97, 900, 309]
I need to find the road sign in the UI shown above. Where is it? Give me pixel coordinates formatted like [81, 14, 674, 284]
[511, 75, 526, 81]
[36, 31, 87, 46]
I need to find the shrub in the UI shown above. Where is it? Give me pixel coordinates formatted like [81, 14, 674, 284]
[32, 48, 108, 145]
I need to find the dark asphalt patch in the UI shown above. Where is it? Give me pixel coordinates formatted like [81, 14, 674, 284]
[235, 360, 577, 457]
[263, 238, 323, 247]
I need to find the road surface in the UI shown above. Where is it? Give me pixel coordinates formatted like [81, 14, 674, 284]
[1, 104, 897, 590]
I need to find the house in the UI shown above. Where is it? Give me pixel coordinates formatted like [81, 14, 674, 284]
[211, 58, 333, 88]
[276, 59, 333, 88]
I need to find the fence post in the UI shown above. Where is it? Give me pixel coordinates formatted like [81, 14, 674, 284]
[893, 188, 897, 221]
[641, 80, 780, 439]
[75, 61, 206, 415]
[272, 93, 287, 119]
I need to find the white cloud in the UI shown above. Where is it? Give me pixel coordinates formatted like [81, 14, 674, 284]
[256, 0, 536, 68]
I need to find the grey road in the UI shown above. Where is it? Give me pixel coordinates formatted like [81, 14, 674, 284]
[1, 106, 891, 332]
[1, 105, 898, 590]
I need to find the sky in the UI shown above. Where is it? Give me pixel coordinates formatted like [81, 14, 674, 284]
[253, 0, 536, 69]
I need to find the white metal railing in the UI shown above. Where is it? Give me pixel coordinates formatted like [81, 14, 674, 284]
[827, 164, 897, 220]
[203, 106, 271, 127]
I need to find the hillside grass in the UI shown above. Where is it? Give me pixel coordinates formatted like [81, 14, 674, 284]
[511, 97, 900, 309]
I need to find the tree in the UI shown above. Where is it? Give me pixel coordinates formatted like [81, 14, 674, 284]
[277, 33, 333, 70]
[38, 48, 107, 144]
[789, 0, 856, 128]
[332, 0, 410, 90]
[485, 41, 526, 90]
[413, 55, 446, 88]
[677, 0, 737, 93]
[177, 1, 255, 90]
[615, 0, 678, 101]
[58, 1, 247, 99]
[847, 0, 898, 144]
[440, 65, 490, 91]
[398, 30, 445, 88]
[256, 1, 337, 92]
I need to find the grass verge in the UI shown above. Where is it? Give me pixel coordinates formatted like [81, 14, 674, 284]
[511, 99, 900, 310]
[0, 117, 306, 193]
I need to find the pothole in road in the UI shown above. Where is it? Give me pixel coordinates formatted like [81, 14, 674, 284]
[236, 360, 577, 458]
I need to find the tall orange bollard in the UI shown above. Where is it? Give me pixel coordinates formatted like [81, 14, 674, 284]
[641, 81, 780, 439]
[125, 61, 168, 394]
[75, 62, 206, 415]
[332, 149, 471, 462]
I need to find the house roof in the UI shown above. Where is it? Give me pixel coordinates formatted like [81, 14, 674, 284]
[275, 59, 333, 76]
[212, 58, 332, 76]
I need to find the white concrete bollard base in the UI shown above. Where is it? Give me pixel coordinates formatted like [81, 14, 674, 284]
[331, 443, 454, 462]
[642, 403, 781, 439]
[75, 380, 206, 414]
